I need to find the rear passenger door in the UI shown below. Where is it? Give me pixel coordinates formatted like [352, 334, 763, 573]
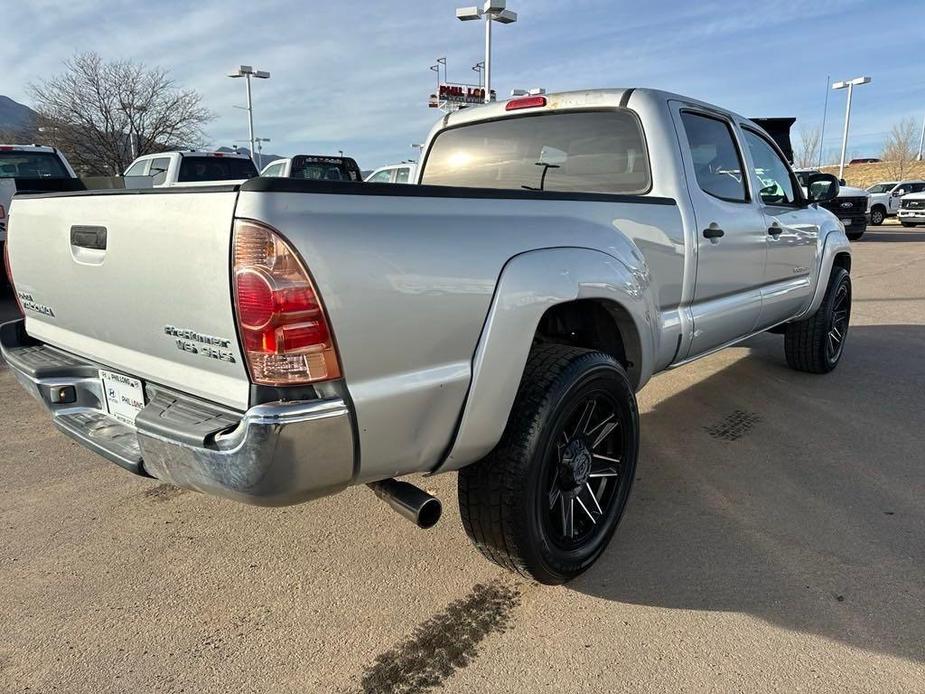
[672, 106, 768, 357]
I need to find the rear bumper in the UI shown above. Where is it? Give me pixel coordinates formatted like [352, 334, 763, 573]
[0, 319, 356, 506]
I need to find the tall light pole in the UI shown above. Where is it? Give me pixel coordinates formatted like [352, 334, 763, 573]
[818, 75, 830, 168]
[228, 65, 270, 166]
[832, 76, 871, 180]
[457, 1, 518, 104]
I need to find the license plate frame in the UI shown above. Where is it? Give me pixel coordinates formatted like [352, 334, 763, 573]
[99, 369, 146, 427]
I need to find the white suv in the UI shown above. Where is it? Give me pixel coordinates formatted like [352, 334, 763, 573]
[123, 151, 258, 187]
[866, 180, 925, 225]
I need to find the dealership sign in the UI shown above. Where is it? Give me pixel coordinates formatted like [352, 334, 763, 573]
[429, 83, 496, 108]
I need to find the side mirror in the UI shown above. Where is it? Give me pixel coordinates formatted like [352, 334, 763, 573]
[839, 178, 847, 186]
[894, 189, 905, 197]
[805, 172, 840, 204]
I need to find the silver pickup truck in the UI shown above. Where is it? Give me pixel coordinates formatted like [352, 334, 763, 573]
[2, 88, 851, 584]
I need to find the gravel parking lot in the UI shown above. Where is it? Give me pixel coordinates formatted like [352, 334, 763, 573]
[1, 226, 923, 693]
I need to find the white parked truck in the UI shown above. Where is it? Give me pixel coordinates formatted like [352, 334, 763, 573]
[1, 145, 80, 284]
[123, 151, 258, 187]
[365, 163, 417, 184]
[866, 180, 925, 225]
[260, 155, 363, 182]
[2, 88, 852, 584]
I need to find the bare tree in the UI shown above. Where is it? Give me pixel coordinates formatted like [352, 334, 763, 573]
[28, 52, 214, 175]
[881, 117, 918, 180]
[795, 124, 822, 168]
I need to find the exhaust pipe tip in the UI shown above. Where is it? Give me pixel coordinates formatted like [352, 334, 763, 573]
[368, 479, 442, 529]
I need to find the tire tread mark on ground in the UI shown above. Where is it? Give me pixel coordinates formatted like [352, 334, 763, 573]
[352, 579, 522, 694]
[704, 410, 762, 441]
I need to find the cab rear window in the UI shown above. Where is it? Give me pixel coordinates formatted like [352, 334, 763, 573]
[177, 156, 258, 182]
[290, 156, 361, 181]
[0, 151, 69, 178]
[421, 110, 650, 194]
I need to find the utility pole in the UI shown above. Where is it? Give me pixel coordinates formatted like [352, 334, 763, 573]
[832, 76, 871, 180]
[228, 65, 270, 166]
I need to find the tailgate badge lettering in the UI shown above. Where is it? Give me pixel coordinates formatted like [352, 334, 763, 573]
[164, 325, 236, 364]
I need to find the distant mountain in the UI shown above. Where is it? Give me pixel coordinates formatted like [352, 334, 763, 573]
[0, 95, 37, 133]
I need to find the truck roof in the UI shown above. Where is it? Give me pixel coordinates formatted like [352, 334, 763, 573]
[0, 144, 58, 153]
[439, 88, 749, 131]
[131, 150, 253, 161]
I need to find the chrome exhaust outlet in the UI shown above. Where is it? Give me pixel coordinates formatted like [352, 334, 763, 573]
[368, 479, 442, 529]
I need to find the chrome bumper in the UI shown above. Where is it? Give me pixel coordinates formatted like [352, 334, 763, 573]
[0, 319, 356, 506]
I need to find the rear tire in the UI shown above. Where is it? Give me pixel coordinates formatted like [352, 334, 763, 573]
[458, 344, 639, 585]
[900, 222, 917, 228]
[784, 268, 851, 374]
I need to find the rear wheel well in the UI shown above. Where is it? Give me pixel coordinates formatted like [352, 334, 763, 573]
[534, 299, 640, 388]
[870, 203, 887, 213]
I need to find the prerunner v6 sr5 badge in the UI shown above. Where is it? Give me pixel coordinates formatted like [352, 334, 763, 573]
[164, 325, 236, 364]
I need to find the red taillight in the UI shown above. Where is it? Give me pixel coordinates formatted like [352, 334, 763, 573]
[232, 219, 341, 385]
[0, 205, 6, 219]
[3, 236, 24, 317]
[0, 146, 13, 151]
[506, 96, 547, 111]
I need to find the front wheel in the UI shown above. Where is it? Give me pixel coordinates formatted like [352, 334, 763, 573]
[846, 231, 864, 241]
[458, 344, 639, 585]
[900, 222, 918, 228]
[784, 268, 851, 373]
[870, 207, 886, 226]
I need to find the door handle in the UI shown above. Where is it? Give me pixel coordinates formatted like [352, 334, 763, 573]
[702, 227, 725, 239]
[767, 225, 783, 237]
[70, 225, 107, 250]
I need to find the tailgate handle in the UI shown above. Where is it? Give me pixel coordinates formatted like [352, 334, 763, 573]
[70, 225, 107, 250]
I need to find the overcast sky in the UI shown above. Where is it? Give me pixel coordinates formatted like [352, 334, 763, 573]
[2, 0, 922, 169]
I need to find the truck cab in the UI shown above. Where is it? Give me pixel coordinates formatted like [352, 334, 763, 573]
[123, 151, 258, 188]
[866, 180, 925, 225]
[260, 155, 363, 182]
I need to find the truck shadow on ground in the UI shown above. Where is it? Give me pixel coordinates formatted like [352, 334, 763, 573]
[862, 228, 925, 243]
[571, 324, 925, 664]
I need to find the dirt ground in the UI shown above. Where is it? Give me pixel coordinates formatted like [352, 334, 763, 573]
[1, 226, 923, 693]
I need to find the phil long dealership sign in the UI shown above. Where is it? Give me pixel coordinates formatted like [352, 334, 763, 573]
[430, 83, 496, 108]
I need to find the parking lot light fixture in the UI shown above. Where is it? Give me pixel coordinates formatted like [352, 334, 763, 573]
[457, 0, 519, 104]
[228, 65, 271, 167]
[832, 76, 871, 179]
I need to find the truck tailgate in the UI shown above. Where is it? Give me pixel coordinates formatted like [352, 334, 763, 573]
[7, 190, 251, 410]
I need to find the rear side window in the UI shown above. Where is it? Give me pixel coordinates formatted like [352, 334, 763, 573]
[394, 167, 411, 184]
[680, 112, 747, 202]
[0, 151, 69, 178]
[177, 156, 258, 182]
[421, 110, 650, 194]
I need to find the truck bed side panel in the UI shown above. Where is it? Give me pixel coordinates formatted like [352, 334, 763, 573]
[236, 188, 684, 480]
